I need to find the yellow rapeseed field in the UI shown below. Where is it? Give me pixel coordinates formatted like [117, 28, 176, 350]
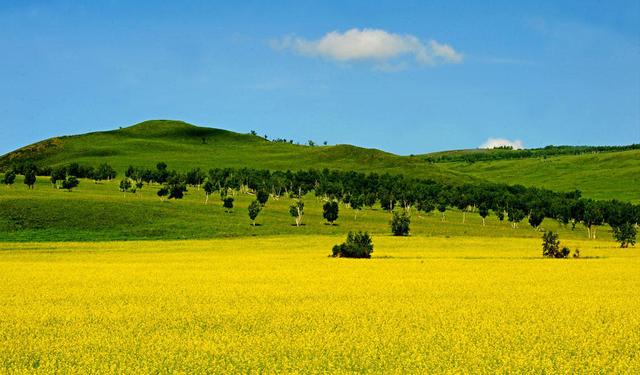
[0, 236, 639, 373]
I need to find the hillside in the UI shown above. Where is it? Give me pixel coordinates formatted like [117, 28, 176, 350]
[0, 120, 469, 183]
[1, 119, 638, 202]
[435, 150, 640, 203]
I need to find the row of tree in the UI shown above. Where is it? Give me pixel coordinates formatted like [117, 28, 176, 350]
[3, 162, 638, 244]
[116, 163, 638, 240]
[424, 144, 640, 164]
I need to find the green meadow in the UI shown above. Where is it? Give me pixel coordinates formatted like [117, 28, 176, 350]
[0, 176, 621, 242]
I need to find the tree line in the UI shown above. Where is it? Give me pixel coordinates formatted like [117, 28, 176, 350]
[2, 161, 638, 245]
[424, 144, 640, 164]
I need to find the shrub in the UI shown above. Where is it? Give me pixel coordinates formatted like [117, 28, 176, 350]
[157, 186, 169, 201]
[391, 210, 410, 236]
[332, 231, 373, 259]
[542, 231, 570, 258]
[612, 222, 637, 248]
[223, 197, 234, 212]
[61, 176, 79, 191]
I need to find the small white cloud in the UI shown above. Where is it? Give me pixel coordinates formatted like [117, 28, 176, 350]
[480, 138, 525, 150]
[272, 28, 463, 67]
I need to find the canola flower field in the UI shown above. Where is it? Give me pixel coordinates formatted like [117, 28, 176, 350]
[1, 235, 639, 373]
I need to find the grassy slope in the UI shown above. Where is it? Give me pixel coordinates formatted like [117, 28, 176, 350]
[0, 177, 615, 242]
[437, 150, 640, 202]
[0, 120, 468, 183]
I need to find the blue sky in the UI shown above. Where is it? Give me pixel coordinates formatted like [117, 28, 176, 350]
[1, 0, 639, 155]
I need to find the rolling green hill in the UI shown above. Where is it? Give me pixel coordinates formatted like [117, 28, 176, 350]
[433, 150, 640, 203]
[0, 120, 469, 183]
[1, 119, 638, 202]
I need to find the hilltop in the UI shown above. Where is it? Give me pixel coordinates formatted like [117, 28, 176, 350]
[0, 120, 469, 183]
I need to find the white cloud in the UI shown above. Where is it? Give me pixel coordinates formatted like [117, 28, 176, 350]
[480, 138, 525, 150]
[272, 28, 463, 67]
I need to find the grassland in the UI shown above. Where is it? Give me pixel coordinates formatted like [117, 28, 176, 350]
[2, 119, 639, 201]
[0, 120, 470, 183]
[438, 149, 640, 203]
[1, 236, 638, 373]
[0, 176, 617, 242]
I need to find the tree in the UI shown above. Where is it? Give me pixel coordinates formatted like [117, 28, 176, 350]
[168, 184, 186, 200]
[323, 201, 339, 225]
[248, 200, 262, 226]
[478, 203, 489, 226]
[331, 231, 373, 258]
[1, 170, 16, 187]
[542, 231, 570, 258]
[94, 163, 116, 182]
[119, 179, 132, 195]
[223, 197, 234, 212]
[437, 202, 447, 222]
[157, 186, 169, 201]
[582, 200, 604, 239]
[613, 222, 637, 248]
[186, 168, 206, 190]
[61, 176, 79, 191]
[256, 190, 269, 206]
[50, 166, 66, 188]
[391, 210, 410, 236]
[350, 194, 364, 220]
[24, 170, 36, 189]
[507, 208, 525, 228]
[289, 200, 304, 227]
[528, 210, 544, 230]
[203, 181, 214, 204]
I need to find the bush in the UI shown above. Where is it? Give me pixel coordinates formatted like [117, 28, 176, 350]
[223, 197, 234, 212]
[613, 222, 637, 248]
[391, 210, 410, 236]
[542, 231, 570, 258]
[332, 231, 373, 259]
[61, 176, 79, 191]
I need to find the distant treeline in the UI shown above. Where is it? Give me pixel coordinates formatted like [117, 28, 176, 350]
[4, 161, 639, 237]
[424, 144, 640, 163]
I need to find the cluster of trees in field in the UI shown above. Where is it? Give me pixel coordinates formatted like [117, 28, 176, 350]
[112, 163, 639, 244]
[249, 130, 328, 146]
[424, 144, 640, 164]
[2, 161, 638, 246]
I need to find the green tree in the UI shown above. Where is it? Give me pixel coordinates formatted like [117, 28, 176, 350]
[289, 200, 304, 227]
[203, 181, 214, 204]
[391, 210, 411, 236]
[478, 203, 489, 226]
[256, 190, 269, 206]
[528, 210, 544, 231]
[583, 200, 604, 239]
[1, 170, 16, 187]
[613, 223, 637, 248]
[248, 200, 262, 226]
[119, 179, 132, 195]
[322, 201, 339, 225]
[24, 170, 36, 189]
[350, 194, 364, 220]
